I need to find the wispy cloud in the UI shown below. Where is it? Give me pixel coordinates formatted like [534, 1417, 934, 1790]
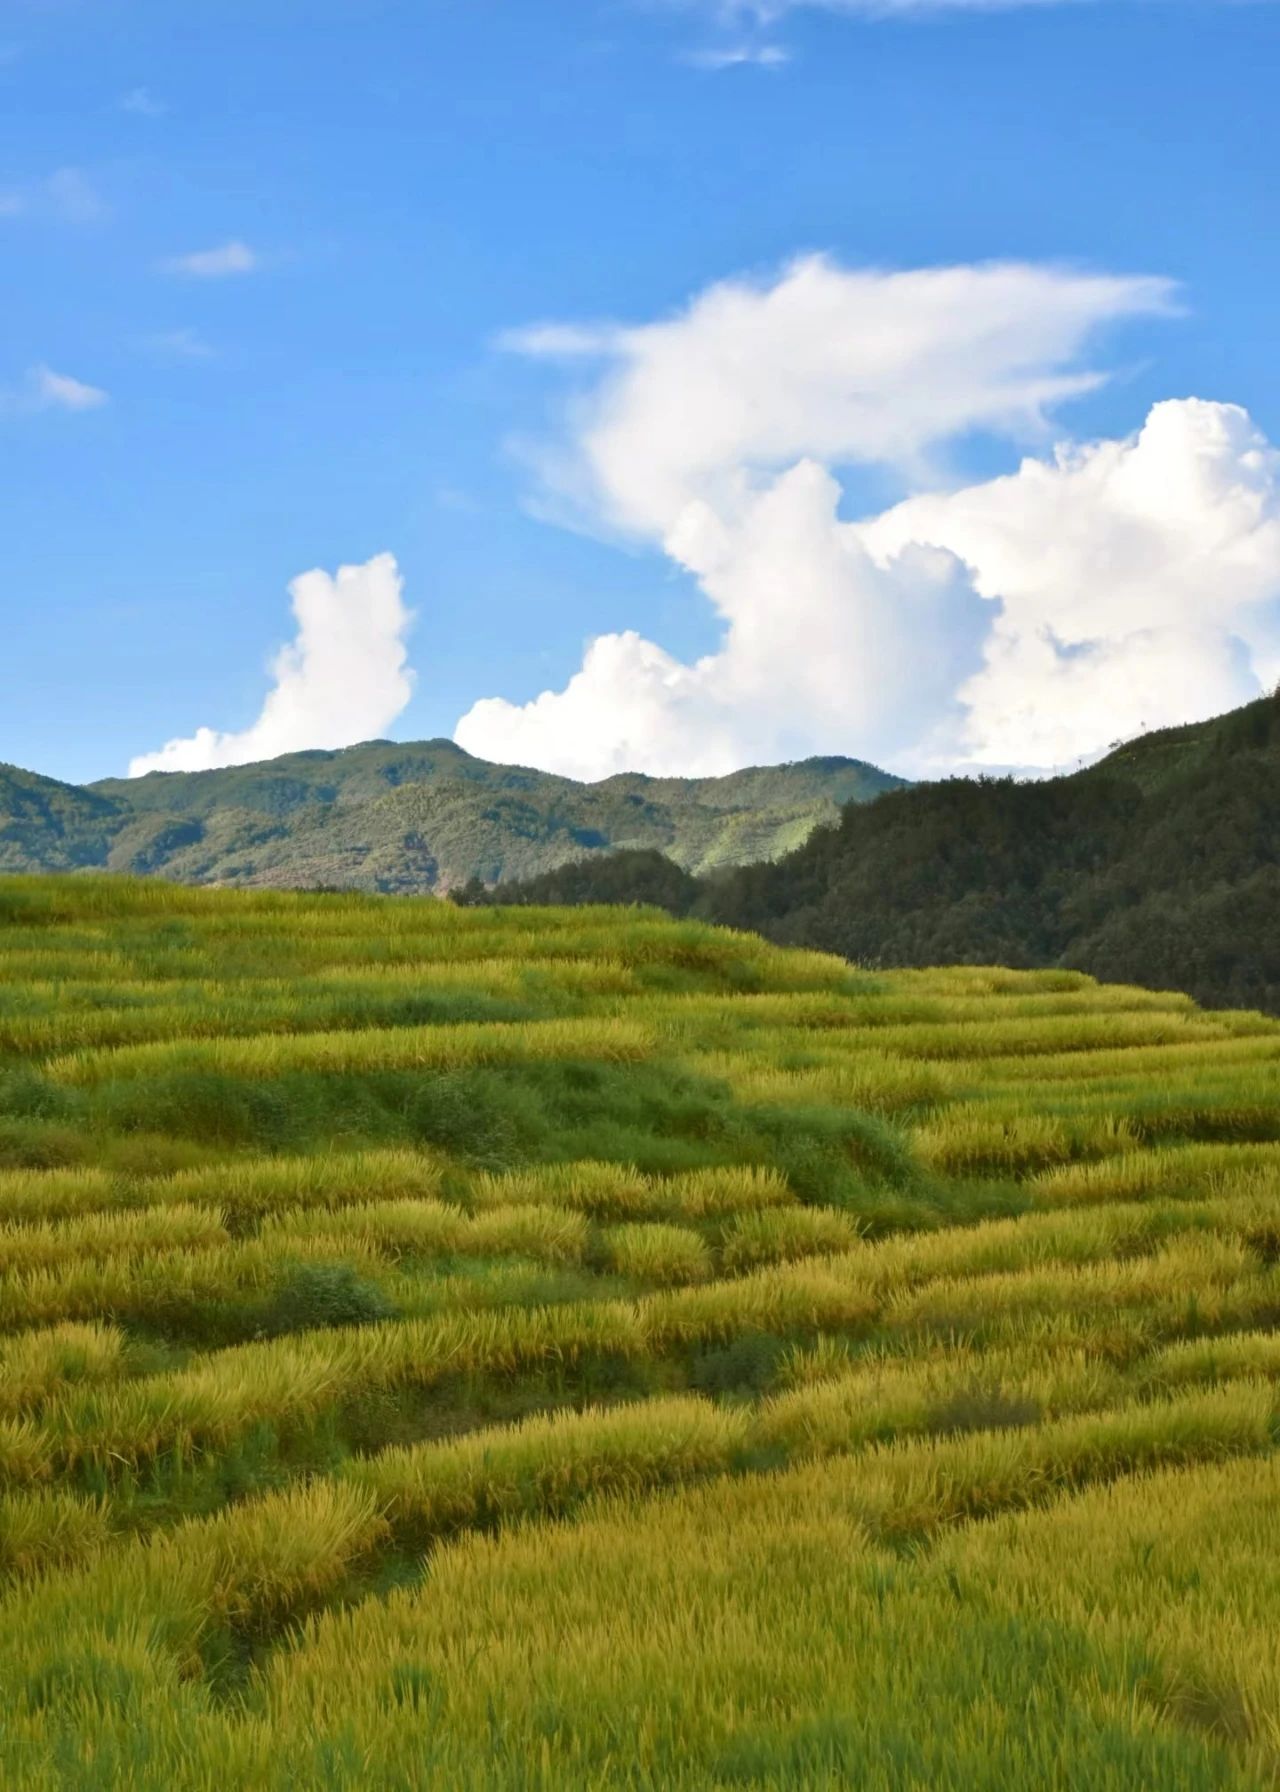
[0, 167, 109, 225]
[434, 485, 483, 514]
[163, 239, 258, 278]
[147, 327, 214, 360]
[120, 86, 166, 118]
[29, 365, 109, 411]
[681, 41, 791, 66]
[44, 167, 109, 224]
[684, 0, 1108, 18]
[496, 321, 619, 358]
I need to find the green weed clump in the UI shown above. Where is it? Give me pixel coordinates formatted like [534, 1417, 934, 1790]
[3, 872, 1280, 1788]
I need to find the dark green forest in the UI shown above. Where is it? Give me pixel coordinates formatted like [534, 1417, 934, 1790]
[464, 694, 1280, 1015]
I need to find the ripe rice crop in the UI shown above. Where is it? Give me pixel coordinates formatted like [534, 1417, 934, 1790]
[3, 872, 1280, 1787]
[0, 1204, 228, 1275]
[693, 1048, 950, 1114]
[0, 1167, 120, 1223]
[0, 1322, 130, 1417]
[602, 1221, 712, 1284]
[468, 1160, 794, 1221]
[10, 1181, 1277, 1485]
[719, 1203, 863, 1270]
[260, 1196, 590, 1265]
[0, 1232, 390, 1334]
[1032, 1141, 1280, 1205]
[963, 1031, 1280, 1086]
[47, 1014, 657, 1085]
[158, 1148, 448, 1222]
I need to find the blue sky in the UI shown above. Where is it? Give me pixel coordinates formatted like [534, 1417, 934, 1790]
[4, 0, 1279, 785]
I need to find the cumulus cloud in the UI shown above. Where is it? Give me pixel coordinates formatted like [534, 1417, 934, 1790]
[129, 553, 414, 776]
[456, 256, 1264, 780]
[163, 240, 258, 278]
[461, 474, 986, 779]
[860, 398, 1280, 767]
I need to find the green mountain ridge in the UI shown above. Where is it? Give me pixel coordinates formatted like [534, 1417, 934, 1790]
[476, 693, 1280, 1015]
[0, 739, 905, 891]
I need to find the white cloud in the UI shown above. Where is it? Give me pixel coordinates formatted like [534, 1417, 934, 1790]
[44, 167, 108, 224]
[459, 478, 985, 779]
[147, 327, 214, 360]
[692, 0, 1092, 18]
[508, 256, 1173, 540]
[680, 0, 1257, 22]
[497, 321, 619, 358]
[129, 553, 415, 776]
[457, 256, 1214, 779]
[681, 41, 791, 66]
[859, 398, 1280, 768]
[120, 86, 166, 117]
[0, 167, 108, 224]
[163, 240, 258, 278]
[30, 365, 109, 411]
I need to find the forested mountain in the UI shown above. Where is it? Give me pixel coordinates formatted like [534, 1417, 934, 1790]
[0, 765, 126, 873]
[472, 694, 1280, 1014]
[0, 741, 903, 891]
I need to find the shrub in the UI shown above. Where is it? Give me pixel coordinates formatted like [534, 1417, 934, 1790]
[258, 1264, 396, 1336]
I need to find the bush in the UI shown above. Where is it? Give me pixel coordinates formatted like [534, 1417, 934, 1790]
[0, 1120, 89, 1170]
[690, 1330, 787, 1397]
[0, 1068, 75, 1123]
[404, 1071, 521, 1167]
[260, 1264, 396, 1336]
[927, 1381, 1042, 1437]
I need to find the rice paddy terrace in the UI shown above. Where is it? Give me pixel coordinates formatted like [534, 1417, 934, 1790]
[2, 874, 1280, 1790]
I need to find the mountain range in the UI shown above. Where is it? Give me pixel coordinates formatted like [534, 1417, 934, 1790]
[0, 739, 904, 891]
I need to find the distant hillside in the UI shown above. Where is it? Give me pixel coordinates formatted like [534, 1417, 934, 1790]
[0, 766, 127, 874]
[0, 740, 904, 891]
[476, 694, 1280, 1014]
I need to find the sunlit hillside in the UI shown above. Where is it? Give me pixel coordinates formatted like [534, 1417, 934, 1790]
[2, 876, 1279, 1789]
[0, 741, 903, 889]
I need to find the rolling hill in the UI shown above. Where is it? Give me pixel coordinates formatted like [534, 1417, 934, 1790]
[478, 692, 1280, 1014]
[0, 739, 904, 892]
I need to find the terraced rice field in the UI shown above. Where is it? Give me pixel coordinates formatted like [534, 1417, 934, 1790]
[2, 874, 1279, 1789]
